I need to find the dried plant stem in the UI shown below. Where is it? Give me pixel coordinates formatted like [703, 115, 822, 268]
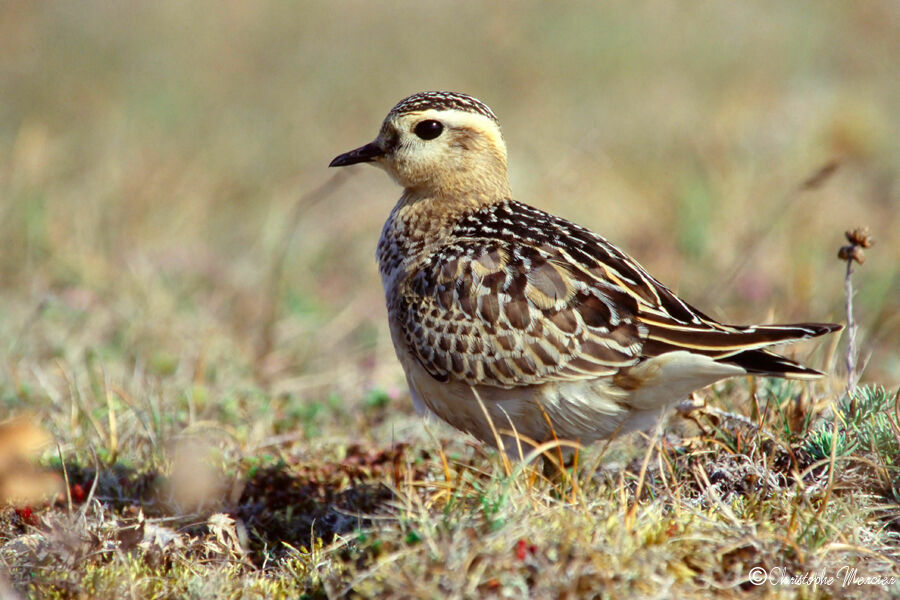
[838, 226, 873, 398]
[843, 259, 859, 395]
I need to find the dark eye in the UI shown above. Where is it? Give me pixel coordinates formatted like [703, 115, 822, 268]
[413, 120, 444, 140]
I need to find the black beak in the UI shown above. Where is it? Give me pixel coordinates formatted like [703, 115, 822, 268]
[329, 141, 385, 167]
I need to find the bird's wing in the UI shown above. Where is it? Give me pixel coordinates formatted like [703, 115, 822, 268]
[394, 200, 839, 387]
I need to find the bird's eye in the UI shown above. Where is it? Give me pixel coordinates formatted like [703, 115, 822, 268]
[413, 120, 444, 140]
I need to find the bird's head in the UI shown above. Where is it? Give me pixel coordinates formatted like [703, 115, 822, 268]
[330, 91, 510, 199]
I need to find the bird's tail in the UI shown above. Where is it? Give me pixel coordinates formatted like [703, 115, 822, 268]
[718, 322, 843, 379]
[723, 348, 826, 379]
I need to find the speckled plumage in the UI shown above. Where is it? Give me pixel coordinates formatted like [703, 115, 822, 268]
[331, 91, 841, 457]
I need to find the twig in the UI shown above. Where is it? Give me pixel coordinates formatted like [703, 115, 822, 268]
[843, 258, 858, 392]
[79, 447, 102, 518]
[702, 159, 840, 299]
[57, 443, 72, 515]
[255, 170, 352, 378]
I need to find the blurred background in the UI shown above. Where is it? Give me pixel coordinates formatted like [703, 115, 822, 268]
[1, 2, 897, 453]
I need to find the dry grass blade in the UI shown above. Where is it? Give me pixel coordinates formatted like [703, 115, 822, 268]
[470, 387, 511, 477]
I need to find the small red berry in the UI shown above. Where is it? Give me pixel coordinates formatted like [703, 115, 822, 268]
[71, 484, 85, 503]
[516, 539, 528, 560]
[16, 506, 37, 526]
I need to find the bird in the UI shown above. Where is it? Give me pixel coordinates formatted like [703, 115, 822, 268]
[329, 91, 842, 459]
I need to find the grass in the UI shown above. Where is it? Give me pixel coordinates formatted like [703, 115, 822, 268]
[1, 1, 899, 598]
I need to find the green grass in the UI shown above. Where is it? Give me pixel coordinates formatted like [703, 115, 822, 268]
[1, 1, 899, 598]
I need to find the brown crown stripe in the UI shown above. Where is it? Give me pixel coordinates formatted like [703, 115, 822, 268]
[389, 91, 499, 124]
